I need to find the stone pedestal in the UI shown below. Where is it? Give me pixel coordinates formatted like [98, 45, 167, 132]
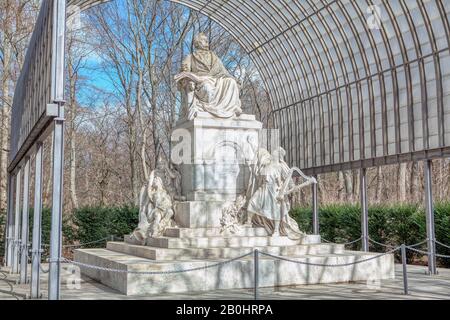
[174, 201, 230, 228]
[74, 112, 396, 296]
[74, 227, 395, 296]
[171, 112, 262, 228]
[172, 112, 262, 202]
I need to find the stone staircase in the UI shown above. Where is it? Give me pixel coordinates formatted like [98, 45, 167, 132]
[106, 227, 339, 260]
[74, 226, 395, 296]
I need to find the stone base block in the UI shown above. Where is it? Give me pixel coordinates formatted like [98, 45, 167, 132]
[74, 248, 395, 296]
[174, 201, 228, 228]
[126, 229, 321, 248]
[172, 112, 263, 202]
[164, 226, 269, 238]
[107, 241, 343, 261]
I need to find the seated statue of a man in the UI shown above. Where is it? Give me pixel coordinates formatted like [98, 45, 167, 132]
[175, 33, 243, 119]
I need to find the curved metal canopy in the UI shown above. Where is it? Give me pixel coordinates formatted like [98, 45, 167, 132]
[67, 0, 450, 174]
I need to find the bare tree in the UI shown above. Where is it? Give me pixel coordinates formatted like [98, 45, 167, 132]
[0, 0, 39, 212]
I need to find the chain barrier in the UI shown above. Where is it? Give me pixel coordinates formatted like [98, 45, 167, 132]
[435, 240, 450, 250]
[3, 235, 447, 300]
[322, 237, 362, 246]
[58, 251, 254, 275]
[42, 236, 115, 249]
[61, 237, 110, 249]
[259, 246, 400, 268]
[368, 238, 428, 249]
[406, 246, 450, 259]
[368, 238, 396, 249]
[0, 269, 20, 300]
[407, 239, 429, 248]
[39, 264, 49, 274]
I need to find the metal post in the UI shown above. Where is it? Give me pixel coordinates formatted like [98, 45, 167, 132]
[360, 168, 369, 252]
[48, 116, 65, 300]
[312, 176, 319, 235]
[5, 174, 14, 267]
[20, 158, 31, 284]
[48, 0, 66, 300]
[31, 142, 44, 299]
[254, 249, 259, 300]
[401, 244, 408, 295]
[424, 160, 437, 275]
[12, 168, 22, 274]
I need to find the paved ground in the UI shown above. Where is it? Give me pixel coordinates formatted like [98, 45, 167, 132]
[1, 264, 449, 300]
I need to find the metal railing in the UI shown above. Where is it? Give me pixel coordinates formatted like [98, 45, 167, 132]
[42, 235, 122, 249]
[55, 246, 400, 300]
[1, 236, 449, 300]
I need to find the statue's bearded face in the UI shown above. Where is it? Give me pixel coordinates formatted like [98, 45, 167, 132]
[194, 34, 209, 50]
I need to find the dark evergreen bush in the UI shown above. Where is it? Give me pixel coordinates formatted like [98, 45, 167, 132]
[71, 206, 138, 248]
[430, 203, 450, 267]
[1, 204, 448, 267]
[291, 203, 450, 266]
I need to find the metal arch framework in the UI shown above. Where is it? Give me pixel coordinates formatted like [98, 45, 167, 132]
[66, 0, 450, 177]
[5, 0, 448, 300]
[177, 0, 450, 176]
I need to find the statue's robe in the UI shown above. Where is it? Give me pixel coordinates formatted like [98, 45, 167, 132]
[182, 50, 242, 118]
[247, 157, 305, 240]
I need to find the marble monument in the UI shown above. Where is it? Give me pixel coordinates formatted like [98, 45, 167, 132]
[74, 33, 395, 295]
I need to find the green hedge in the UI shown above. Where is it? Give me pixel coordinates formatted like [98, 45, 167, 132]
[71, 206, 139, 248]
[29, 208, 74, 252]
[1, 204, 448, 267]
[0, 208, 74, 259]
[291, 203, 450, 266]
[0, 206, 137, 258]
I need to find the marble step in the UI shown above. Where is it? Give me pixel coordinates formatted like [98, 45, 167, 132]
[106, 241, 345, 261]
[145, 235, 301, 249]
[163, 227, 269, 238]
[74, 249, 395, 296]
[74, 248, 395, 295]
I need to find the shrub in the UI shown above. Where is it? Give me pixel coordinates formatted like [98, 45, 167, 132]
[72, 206, 139, 248]
[2, 203, 448, 267]
[291, 203, 450, 266]
[292, 204, 361, 250]
[24, 208, 73, 257]
[0, 207, 76, 258]
[0, 206, 137, 258]
[430, 203, 450, 267]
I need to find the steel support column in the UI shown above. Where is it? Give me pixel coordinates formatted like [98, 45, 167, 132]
[312, 175, 319, 235]
[48, 0, 66, 300]
[31, 142, 44, 298]
[48, 116, 65, 300]
[12, 168, 22, 273]
[20, 158, 31, 284]
[5, 174, 14, 267]
[360, 168, 369, 252]
[20, 158, 30, 283]
[424, 160, 437, 275]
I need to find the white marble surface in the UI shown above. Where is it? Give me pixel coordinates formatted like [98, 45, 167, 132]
[106, 241, 342, 261]
[172, 112, 262, 202]
[74, 248, 395, 296]
[3, 264, 448, 300]
[175, 33, 243, 120]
